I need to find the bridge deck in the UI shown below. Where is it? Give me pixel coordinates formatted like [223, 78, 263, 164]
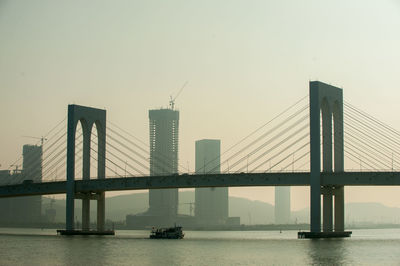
[1, 172, 400, 198]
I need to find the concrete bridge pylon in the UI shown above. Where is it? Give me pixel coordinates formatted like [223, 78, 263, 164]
[309, 81, 344, 234]
[66, 104, 106, 232]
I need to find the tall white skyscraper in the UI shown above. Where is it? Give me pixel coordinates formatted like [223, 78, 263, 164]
[148, 109, 179, 219]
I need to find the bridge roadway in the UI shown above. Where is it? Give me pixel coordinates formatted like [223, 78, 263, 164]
[1, 171, 400, 198]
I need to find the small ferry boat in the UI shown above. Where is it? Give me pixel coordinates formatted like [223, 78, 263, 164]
[150, 225, 184, 239]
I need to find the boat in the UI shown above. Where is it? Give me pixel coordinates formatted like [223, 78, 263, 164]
[150, 225, 184, 239]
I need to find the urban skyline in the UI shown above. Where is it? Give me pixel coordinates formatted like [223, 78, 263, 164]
[1, 0, 400, 212]
[1, 1, 400, 263]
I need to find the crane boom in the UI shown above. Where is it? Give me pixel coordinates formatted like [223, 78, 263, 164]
[169, 81, 188, 110]
[22, 135, 47, 146]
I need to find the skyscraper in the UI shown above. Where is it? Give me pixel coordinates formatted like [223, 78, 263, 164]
[23, 144, 42, 182]
[275, 186, 291, 224]
[20, 145, 43, 223]
[195, 139, 228, 225]
[0, 145, 43, 226]
[148, 108, 179, 219]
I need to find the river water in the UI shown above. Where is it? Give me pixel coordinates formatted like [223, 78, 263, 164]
[1, 228, 400, 265]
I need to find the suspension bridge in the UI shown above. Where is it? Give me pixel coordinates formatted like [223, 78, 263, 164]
[1, 81, 400, 238]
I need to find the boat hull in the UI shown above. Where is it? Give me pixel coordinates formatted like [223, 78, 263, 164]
[149, 226, 184, 239]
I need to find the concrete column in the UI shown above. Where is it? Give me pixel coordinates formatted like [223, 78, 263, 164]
[66, 106, 76, 231]
[333, 100, 344, 171]
[309, 82, 321, 233]
[323, 189, 333, 232]
[322, 106, 333, 232]
[334, 186, 344, 231]
[82, 128, 91, 231]
[334, 98, 345, 232]
[322, 106, 332, 173]
[97, 192, 105, 231]
[82, 198, 90, 231]
[97, 123, 106, 231]
[97, 123, 106, 180]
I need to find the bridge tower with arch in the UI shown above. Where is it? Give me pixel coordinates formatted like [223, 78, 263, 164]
[309, 81, 345, 234]
[66, 104, 106, 232]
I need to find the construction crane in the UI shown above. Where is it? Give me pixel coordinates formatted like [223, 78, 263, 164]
[169, 81, 188, 110]
[22, 136, 47, 146]
[10, 164, 21, 174]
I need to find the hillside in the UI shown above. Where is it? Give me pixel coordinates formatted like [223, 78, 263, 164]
[41, 191, 400, 225]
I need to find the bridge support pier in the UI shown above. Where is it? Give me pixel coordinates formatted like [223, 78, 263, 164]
[309, 82, 321, 233]
[65, 104, 109, 234]
[323, 187, 333, 232]
[82, 126, 91, 231]
[333, 101, 345, 232]
[322, 98, 333, 232]
[305, 81, 349, 238]
[82, 197, 90, 230]
[97, 192, 105, 231]
[334, 186, 344, 232]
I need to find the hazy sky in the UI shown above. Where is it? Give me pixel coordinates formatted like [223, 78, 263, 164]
[1, 0, 400, 210]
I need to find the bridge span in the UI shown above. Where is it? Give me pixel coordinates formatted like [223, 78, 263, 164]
[3, 81, 400, 238]
[1, 171, 400, 198]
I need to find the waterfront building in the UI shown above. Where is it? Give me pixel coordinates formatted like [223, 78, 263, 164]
[0, 145, 42, 226]
[195, 139, 228, 225]
[148, 109, 180, 219]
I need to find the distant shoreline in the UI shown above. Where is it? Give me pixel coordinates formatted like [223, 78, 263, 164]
[2, 223, 400, 231]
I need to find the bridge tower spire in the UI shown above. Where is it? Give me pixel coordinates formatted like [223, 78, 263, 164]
[309, 81, 344, 233]
[66, 105, 106, 232]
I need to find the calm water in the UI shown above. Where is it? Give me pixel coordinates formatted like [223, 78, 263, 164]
[1, 228, 400, 265]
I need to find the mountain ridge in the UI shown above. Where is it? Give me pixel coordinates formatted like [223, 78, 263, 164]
[41, 191, 400, 225]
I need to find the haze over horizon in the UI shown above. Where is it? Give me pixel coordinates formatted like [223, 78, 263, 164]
[1, 0, 400, 211]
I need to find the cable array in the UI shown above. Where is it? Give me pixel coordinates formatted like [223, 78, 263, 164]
[5, 95, 400, 186]
[1, 117, 68, 185]
[343, 102, 400, 171]
[195, 96, 311, 174]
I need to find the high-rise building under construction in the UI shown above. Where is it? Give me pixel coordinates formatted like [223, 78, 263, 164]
[0, 144, 42, 225]
[195, 139, 228, 225]
[21, 144, 43, 223]
[148, 108, 179, 219]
